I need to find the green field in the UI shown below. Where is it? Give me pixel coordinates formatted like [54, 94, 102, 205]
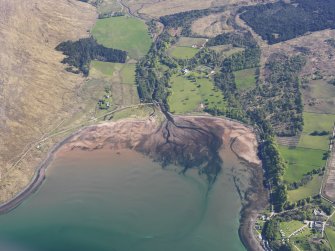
[287, 175, 322, 202]
[168, 46, 199, 59]
[298, 134, 330, 151]
[234, 68, 257, 91]
[279, 145, 326, 183]
[280, 220, 305, 236]
[90, 61, 118, 77]
[303, 79, 335, 114]
[325, 228, 335, 251]
[120, 64, 136, 84]
[168, 74, 225, 114]
[90, 61, 139, 106]
[91, 61, 135, 85]
[297, 112, 335, 150]
[302, 112, 335, 134]
[92, 16, 152, 59]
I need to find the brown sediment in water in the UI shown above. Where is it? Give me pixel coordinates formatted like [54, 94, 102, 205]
[0, 115, 267, 250]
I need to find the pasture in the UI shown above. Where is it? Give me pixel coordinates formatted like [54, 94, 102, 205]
[91, 61, 136, 85]
[279, 145, 326, 183]
[167, 74, 225, 114]
[234, 68, 257, 91]
[302, 112, 335, 135]
[287, 175, 322, 202]
[90, 61, 139, 106]
[303, 79, 335, 114]
[168, 46, 199, 59]
[297, 112, 335, 150]
[325, 227, 335, 251]
[120, 64, 136, 84]
[92, 16, 152, 59]
[90, 61, 118, 77]
[280, 221, 305, 237]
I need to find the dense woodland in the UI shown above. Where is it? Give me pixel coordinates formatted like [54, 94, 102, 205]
[240, 0, 335, 44]
[136, 31, 175, 105]
[56, 37, 127, 76]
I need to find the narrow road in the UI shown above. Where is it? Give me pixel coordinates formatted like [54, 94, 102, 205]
[288, 224, 307, 238]
[320, 123, 335, 202]
[1, 103, 154, 181]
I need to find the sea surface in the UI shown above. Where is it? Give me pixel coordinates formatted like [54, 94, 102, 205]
[0, 149, 247, 251]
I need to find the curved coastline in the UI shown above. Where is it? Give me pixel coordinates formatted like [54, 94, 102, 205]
[0, 127, 88, 215]
[0, 116, 267, 251]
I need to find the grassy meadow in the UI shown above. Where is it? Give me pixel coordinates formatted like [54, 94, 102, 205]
[278, 111, 334, 200]
[90, 61, 139, 106]
[279, 145, 326, 183]
[234, 68, 257, 91]
[168, 46, 199, 59]
[167, 74, 225, 114]
[280, 220, 305, 236]
[303, 79, 335, 114]
[287, 175, 322, 202]
[91, 61, 136, 85]
[296, 112, 334, 150]
[90, 61, 118, 77]
[326, 228, 335, 251]
[302, 112, 335, 135]
[92, 16, 152, 59]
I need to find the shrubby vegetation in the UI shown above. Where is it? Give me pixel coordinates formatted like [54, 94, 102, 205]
[160, 7, 224, 36]
[240, 0, 335, 44]
[328, 79, 335, 86]
[310, 131, 330, 136]
[207, 31, 257, 48]
[56, 37, 127, 76]
[326, 39, 335, 48]
[287, 169, 324, 190]
[243, 54, 305, 136]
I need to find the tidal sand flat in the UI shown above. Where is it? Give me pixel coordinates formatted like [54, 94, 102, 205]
[0, 116, 266, 251]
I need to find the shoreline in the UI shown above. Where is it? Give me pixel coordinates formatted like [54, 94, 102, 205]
[0, 115, 267, 251]
[0, 126, 89, 214]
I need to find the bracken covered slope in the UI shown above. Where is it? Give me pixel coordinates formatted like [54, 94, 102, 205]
[0, 0, 96, 202]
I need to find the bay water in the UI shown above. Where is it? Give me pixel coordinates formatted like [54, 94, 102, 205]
[0, 149, 246, 251]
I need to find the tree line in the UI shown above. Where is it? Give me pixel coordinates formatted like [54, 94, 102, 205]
[56, 37, 127, 76]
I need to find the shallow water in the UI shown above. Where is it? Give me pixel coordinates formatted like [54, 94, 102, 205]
[0, 149, 247, 251]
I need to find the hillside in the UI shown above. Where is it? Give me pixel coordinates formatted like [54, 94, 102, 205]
[0, 0, 96, 202]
